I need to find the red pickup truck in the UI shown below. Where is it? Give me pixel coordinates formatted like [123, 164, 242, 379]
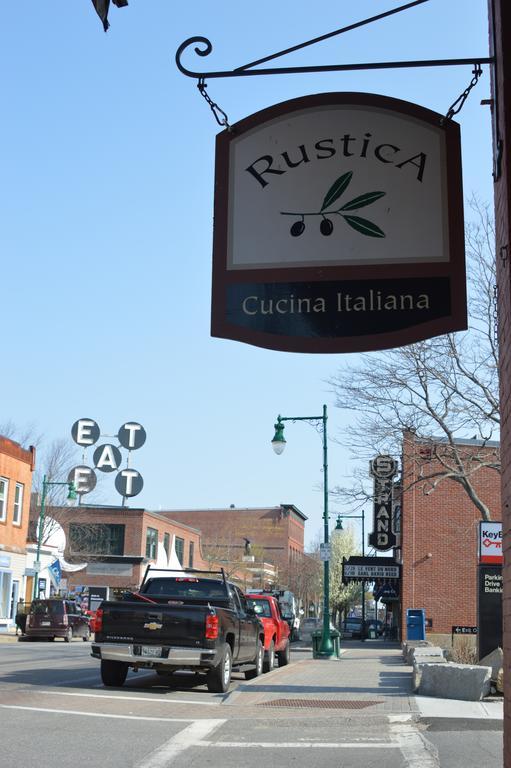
[245, 593, 291, 671]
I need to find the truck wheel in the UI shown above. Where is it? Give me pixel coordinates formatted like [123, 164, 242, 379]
[101, 660, 128, 687]
[277, 640, 291, 666]
[206, 643, 232, 693]
[263, 640, 275, 673]
[245, 641, 264, 680]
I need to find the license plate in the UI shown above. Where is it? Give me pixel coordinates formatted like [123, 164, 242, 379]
[141, 646, 162, 658]
[41, 621, 51, 626]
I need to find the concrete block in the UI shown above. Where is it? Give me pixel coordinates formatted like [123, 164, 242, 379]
[412, 659, 447, 691]
[478, 647, 503, 681]
[409, 645, 445, 665]
[418, 663, 492, 701]
[402, 640, 430, 662]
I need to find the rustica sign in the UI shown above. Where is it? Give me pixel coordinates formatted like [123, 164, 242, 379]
[211, 92, 466, 353]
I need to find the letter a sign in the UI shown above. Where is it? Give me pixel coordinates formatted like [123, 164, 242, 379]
[211, 92, 466, 353]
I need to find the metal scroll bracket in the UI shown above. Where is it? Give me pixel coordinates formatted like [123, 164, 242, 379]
[175, 0, 495, 127]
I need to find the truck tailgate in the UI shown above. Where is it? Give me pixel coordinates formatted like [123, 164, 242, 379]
[98, 602, 209, 646]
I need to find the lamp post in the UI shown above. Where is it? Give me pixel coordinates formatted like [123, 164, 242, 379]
[33, 474, 77, 600]
[271, 404, 334, 657]
[335, 511, 367, 639]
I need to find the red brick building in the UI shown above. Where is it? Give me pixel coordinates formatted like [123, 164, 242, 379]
[490, 1, 511, 760]
[60, 506, 208, 596]
[400, 433, 501, 643]
[157, 504, 307, 587]
[0, 435, 36, 625]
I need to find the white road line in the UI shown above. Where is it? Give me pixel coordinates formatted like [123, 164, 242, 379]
[194, 741, 397, 749]
[136, 720, 225, 768]
[389, 721, 440, 767]
[0, 705, 190, 722]
[39, 690, 218, 706]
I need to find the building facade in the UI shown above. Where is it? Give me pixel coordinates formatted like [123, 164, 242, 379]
[0, 435, 36, 627]
[400, 433, 501, 644]
[60, 505, 208, 597]
[157, 504, 307, 587]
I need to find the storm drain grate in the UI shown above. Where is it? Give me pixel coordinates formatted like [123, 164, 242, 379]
[258, 699, 383, 709]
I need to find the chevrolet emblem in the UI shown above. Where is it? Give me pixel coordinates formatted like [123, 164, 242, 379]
[144, 621, 162, 631]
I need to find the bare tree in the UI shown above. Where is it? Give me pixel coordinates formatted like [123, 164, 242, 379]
[286, 551, 322, 614]
[328, 199, 499, 521]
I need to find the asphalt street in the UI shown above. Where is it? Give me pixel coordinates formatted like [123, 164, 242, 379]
[0, 638, 503, 768]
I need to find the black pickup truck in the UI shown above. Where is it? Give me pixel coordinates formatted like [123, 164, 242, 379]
[91, 569, 265, 692]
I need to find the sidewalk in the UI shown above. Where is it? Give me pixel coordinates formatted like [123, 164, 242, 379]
[225, 640, 504, 722]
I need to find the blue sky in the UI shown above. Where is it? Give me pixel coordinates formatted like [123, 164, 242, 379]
[0, 1, 494, 546]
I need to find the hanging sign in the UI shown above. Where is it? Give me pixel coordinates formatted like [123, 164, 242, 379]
[211, 92, 466, 353]
[368, 454, 398, 551]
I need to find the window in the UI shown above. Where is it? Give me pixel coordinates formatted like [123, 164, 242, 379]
[175, 537, 184, 566]
[188, 541, 194, 568]
[69, 524, 125, 556]
[163, 533, 170, 560]
[0, 478, 8, 522]
[13, 483, 23, 526]
[146, 527, 158, 559]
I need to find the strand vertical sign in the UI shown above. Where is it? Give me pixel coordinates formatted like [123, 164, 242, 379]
[368, 454, 397, 551]
[211, 92, 466, 353]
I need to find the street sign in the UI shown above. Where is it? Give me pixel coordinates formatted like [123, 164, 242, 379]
[452, 626, 478, 635]
[320, 543, 331, 561]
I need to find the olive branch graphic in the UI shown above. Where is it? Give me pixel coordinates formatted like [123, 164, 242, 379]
[280, 171, 386, 238]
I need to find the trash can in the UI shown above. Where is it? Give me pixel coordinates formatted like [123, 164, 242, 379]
[406, 608, 426, 640]
[368, 627, 377, 640]
[312, 628, 341, 658]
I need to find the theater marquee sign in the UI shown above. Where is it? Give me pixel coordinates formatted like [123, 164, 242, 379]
[211, 92, 466, 353]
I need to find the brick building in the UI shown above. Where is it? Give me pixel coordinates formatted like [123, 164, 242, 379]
[60, 505, 208, 596]
[157, 504, 307, 587]
[400, 432, 501, 643]
[0, 435, 36, 626]
[490, 0, 511, 760]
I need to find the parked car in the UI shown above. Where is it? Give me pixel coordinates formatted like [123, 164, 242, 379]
[92, 568, 265, 692]
[245, 594, 291, 670]
[342, 618, 385, 638]
[24, 599, 91, 642]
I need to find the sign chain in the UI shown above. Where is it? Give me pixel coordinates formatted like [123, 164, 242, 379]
[443, 64, 483, 121]
[197, 78, 231, 130]
[493, 283, 499, 354]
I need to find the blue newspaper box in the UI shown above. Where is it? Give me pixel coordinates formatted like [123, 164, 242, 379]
[406, 608, 426, 641]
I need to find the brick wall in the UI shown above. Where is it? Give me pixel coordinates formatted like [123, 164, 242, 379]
[490, 1, 511, 761]
[61, 506, 208, 592]
[401, 435, 501, 637]
[0, 436, 35, 553]
[158, 506, 306, 578]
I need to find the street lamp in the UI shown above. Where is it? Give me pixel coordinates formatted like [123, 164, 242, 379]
[33, 474, 77, 600]
[335, 511, 367, 639]
[271, 404, 334, 658]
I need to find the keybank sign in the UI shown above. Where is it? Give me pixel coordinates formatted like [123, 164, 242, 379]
[212, 92, 466, 354]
